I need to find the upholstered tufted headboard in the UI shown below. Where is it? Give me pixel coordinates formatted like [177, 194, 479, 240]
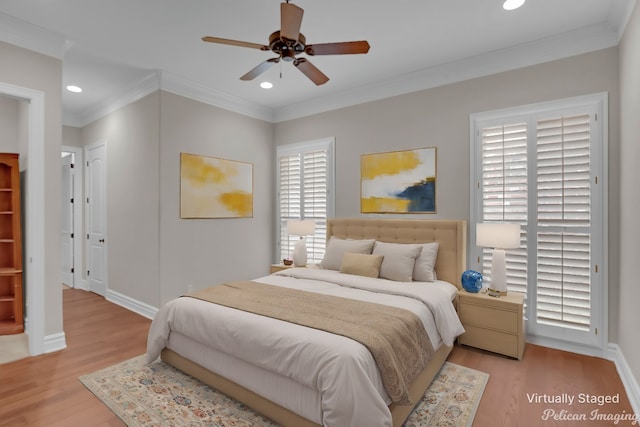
[326, 218, 467, 288]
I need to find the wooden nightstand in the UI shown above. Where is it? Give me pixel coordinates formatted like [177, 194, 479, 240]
[456, 289, 525, 359]
[269, 264, 294, 274]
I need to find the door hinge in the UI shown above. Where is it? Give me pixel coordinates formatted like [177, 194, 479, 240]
[87, 234, 89, 240]
[86, 197, 89, 203]
[70, 233, 74, 238]
[87, 270, 90, 276]
[70, 163, 74, 169]
[70, 198, 74, 203]
[595, 264, 599, 273]
[595, 327, 598, 335]
[87, 161, 89, 167]
[71, 267, 74, 273]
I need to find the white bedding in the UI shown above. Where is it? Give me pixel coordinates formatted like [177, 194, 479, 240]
[146, 268, 464, 427]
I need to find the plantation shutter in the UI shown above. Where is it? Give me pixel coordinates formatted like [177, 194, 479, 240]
[480, 123, 528, 295]
[536, 114, 591, 331]
[277, 139, 334, 264]
[472, 93, 605, 349]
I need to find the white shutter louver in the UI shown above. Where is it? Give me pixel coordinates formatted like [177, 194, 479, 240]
[481, 123, 528, 295]
[277, 139, 334, 265]
[536, 114, 591, 331]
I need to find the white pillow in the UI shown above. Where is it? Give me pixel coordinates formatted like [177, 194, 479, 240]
[320, 237, 376, 270]
[372, 241, 422, 282]
[413, 242, 439, 282]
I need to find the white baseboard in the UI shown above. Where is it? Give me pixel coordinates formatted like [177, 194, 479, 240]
[106, 289, 158, 320]
[43, 332, 66, 354]
[607, 343, 640, 417]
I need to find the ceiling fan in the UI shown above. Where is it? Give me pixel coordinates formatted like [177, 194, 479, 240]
[202, 1, 370, 85]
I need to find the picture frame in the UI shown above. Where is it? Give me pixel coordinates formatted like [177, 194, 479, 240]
[180, 152, 254, 219]
[361, 147, 436, 214]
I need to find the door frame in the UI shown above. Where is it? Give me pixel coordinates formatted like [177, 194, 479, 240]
[0, 82, 46, 356]
[61, 145, 85, 290]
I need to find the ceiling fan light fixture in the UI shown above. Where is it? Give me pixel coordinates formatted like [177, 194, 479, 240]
[503, 0, 525, 10]
[260, 81, 273, 89]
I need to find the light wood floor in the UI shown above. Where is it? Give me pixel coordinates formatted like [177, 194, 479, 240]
[0, 288, 635, 426]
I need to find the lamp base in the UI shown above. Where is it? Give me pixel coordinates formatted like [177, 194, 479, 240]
[487, 288, 507, 297]
[291, 238, 307, 267]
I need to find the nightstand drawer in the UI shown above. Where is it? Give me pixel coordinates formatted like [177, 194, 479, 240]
[459, 325, 519, 358]
[458, 301, 518, 334]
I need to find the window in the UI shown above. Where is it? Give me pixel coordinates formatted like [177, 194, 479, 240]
[277, 138, 335, 264]
[470, 93, 607, 350]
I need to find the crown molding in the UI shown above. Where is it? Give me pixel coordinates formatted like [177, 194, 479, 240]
[63, 20, 623, 127]
[274, 22, 619, 122]
[159, 72, 275, 123]
[0, 12, 70, 59]
[64, 72, 160, 127]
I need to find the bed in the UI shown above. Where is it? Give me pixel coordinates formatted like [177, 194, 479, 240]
[146, 218, 467, 427]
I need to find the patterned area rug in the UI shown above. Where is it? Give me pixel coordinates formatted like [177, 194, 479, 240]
[79, 355, 488, 427]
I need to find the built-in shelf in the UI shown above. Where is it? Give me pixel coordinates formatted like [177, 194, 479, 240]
[0, 153, 23, 335]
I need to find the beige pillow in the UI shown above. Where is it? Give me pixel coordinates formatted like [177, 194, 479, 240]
[339, 253, 384, 278]
[372, 241, 422, 282]
[320, 237, 376, 270]
[413, 242, 439, 282]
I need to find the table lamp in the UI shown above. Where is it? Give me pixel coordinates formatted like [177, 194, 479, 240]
[476, 222, 520, 297]
[287, 220, 315, 266]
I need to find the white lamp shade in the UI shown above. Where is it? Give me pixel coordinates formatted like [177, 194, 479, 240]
[476, 223, 520, 249]
[287, 220, 315, 236]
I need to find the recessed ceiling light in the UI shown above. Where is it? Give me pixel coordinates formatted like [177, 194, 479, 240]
[503, 0, 525, 10]
[260, 82, 273, 89]
[66, 85, 83, 93]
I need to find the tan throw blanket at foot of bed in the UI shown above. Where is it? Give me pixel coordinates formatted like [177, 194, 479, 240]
[187, 280, 434, 405]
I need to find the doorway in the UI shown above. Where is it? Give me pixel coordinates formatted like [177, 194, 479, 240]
[61, 146, 84, 290]
[0, 82, 47, 356]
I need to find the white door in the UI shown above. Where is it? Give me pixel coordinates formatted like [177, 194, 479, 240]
[61, 153, 74, 287]
[85, 142, 107, 297]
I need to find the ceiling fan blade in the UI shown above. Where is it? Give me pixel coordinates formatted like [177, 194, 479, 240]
[202, 36, 267, 50]
[305, 41, 370, 56]
[293, 58, 329, 85]
[240, 58, 280, 81]
[281, 2, 304, 41]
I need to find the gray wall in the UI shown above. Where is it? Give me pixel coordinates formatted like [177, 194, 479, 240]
[0, 95, 20, 153]
[618, 0, 640, 389]
[0, 40, 63, 338]
[82, 91, 162, 307]
[158, 91, 274, 304]
[62, 125, 82, 148]
[78, 90, 274, 308]
[275, 47, 621, 342]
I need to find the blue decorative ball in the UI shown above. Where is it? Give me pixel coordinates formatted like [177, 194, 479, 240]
[461, 270, 483, 293]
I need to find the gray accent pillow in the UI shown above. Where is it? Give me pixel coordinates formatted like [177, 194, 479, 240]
[320, 237, 376, 270]
[413, 242, 439, 282]
[372, 241, 422, 282]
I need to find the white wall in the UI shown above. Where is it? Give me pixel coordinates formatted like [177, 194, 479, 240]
[275, 47, 621, 341]
[618, 0, 640, 393]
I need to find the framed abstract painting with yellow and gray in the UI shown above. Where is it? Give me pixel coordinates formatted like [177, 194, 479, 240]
[361, 147, 436, 214]
[180, 152, 253, 219]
